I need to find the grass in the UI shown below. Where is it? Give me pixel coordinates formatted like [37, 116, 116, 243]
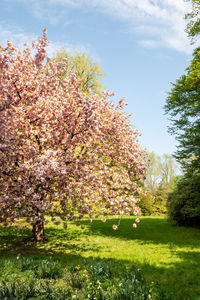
[0, 216, 200, 299]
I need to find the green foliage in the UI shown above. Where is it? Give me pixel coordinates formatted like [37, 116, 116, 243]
[138, 194, 154, 216]
[20, 257, 62, 279]
[88, 265, 169, 300]
[0, 281, 71, 300]
[0, 281, 36, 300]
[145, 153, 178, 190]
[36, 259, 62, 279]
[164, 48, 200, 173]
[144, 152, 161, 194]
[185, 0, 200, 42]
[1, 256, 63, 281]
[0, 258, 170, 300]
[1, 217, 200, 298]
[139, 153, 178, 216]
[165, 45, 200, 227]
[55, 49, 105, 95]
[139, 193, 167, 216]
[167, 173, 200, 227]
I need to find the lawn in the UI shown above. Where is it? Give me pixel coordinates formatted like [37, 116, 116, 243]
[0, 216, 200, 299]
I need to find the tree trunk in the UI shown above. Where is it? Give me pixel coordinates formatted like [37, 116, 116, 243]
[32, 219, 46, 242]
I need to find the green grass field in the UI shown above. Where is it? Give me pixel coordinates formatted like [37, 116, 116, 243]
[0, 216, 200, 299]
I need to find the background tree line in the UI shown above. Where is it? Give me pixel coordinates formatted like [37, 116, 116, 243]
[138, 153, 179, 216]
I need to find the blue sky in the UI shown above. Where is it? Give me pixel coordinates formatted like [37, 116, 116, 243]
[0, 0, 196, 156]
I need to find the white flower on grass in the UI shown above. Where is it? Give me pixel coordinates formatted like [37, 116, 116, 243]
[112, 224, 118, 230]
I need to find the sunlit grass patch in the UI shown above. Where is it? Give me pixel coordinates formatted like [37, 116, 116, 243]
[0, 216, 200, 299]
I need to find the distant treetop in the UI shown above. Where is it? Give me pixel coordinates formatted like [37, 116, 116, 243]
[54, 49, 105, 95]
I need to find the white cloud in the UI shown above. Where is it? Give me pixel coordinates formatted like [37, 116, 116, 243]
[0, 23, 35, 49]
[47, 40, 87, 57]
[83, 0, 193, 53]
[2, 0, 194, 53]
[0, 23, 86, 57]
[47, 0, 193, 53]
[138, 39, 162, 48]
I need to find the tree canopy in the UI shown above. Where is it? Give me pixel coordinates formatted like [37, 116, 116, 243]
[164, 48, 200, 174]
[165, 29, 200, 227]
[138, 153, 178, 216]
[54, 49, 105, 95]
[185, 0, 200, 42]
[144, 153, 177, 193]
[0, 30, 147, 241]
[167, 172, 200, 227]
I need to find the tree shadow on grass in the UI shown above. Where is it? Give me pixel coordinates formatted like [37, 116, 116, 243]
[0, 226, 31, 255]
[0, 244, 199, 299]
[0, 225, 101, 257]
[0, 221, 200, 299]
[80, 217, 200, 248]
[1, 217, 200, 258]
[45, 226, 102, 254]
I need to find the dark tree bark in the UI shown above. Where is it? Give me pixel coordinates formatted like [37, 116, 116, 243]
[32, 219, 46, 242]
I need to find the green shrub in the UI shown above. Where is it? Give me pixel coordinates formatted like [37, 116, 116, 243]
[167, 173, 200, 227]
[138, 194, 167, 216]
[138, 194, 154, 216]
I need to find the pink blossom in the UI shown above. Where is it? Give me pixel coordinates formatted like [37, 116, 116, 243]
[0, 30, 147, 236]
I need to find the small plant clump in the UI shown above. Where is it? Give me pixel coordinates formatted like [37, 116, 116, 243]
[0, 256, 171, 300]
[19, 256, 63, 279]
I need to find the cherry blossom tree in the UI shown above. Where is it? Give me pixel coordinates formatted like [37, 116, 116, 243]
[0, 30, 147, 241]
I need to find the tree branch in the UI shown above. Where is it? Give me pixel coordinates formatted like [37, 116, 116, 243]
[14, 82, 22, 101]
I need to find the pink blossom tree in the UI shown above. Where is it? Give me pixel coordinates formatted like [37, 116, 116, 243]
[0, 30, 147, 241]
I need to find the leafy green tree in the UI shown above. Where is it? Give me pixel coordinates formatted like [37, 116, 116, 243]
[55, 49, 105, 95]
[138, 153, 178, 216]
[165, 3, 200, 227]
[167, 173, 200, 227]
[158, 154, 177, 187]
[164, 48, 200, 174]
[144, 153, 177, 192]
[165, 45, 200, 227]
[144, 152, 161, 194]
[185, 0, 200, 42]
